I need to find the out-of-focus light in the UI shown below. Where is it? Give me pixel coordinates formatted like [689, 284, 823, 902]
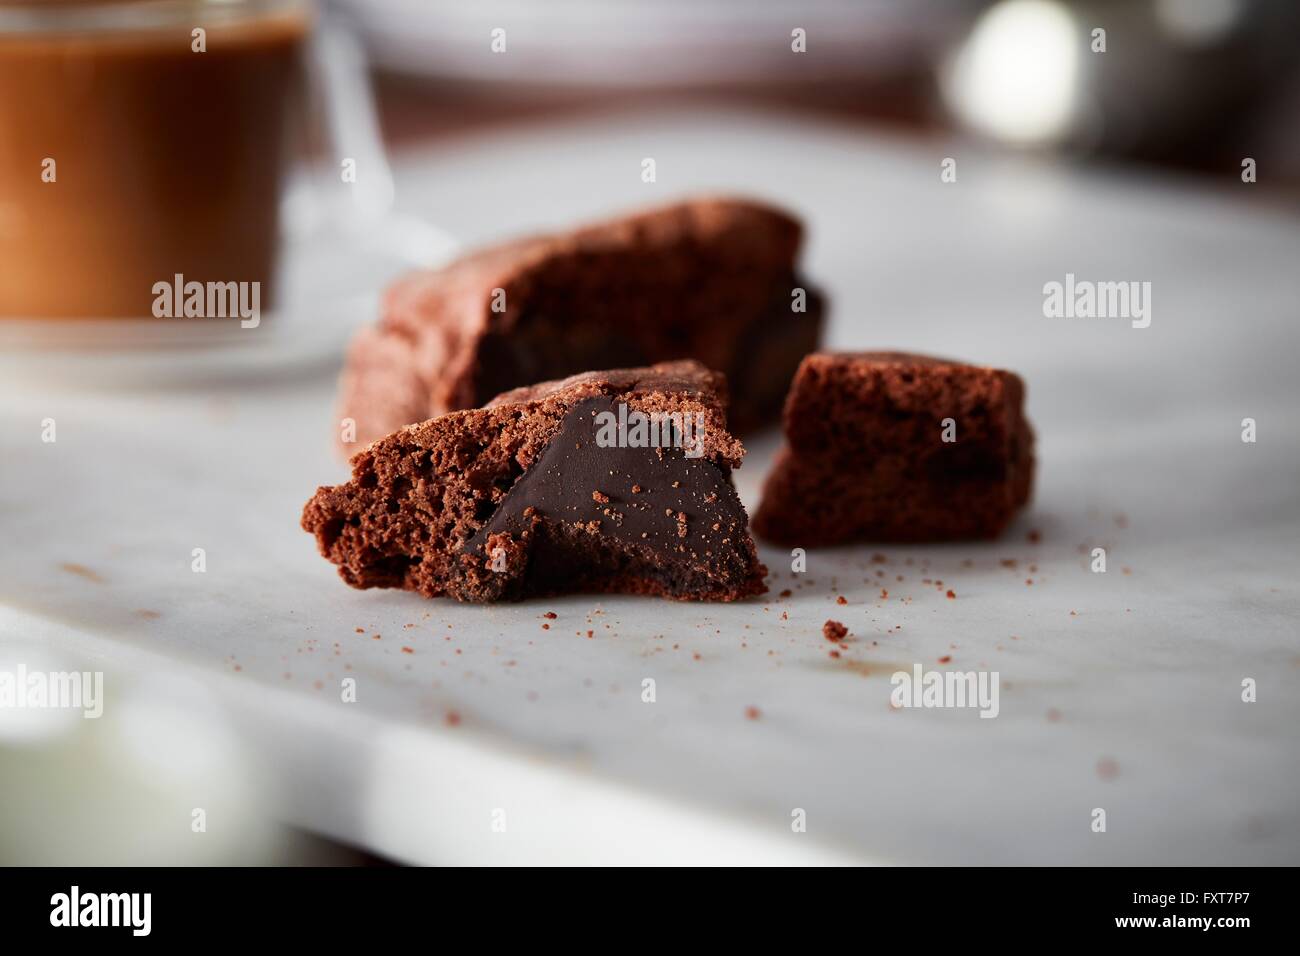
[1154, 0, 1242, 46]
[944, 0, 1080, 146]
[1, 669, 280, 865]
[0, 648, 87, 745]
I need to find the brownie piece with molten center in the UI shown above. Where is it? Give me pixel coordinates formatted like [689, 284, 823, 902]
[336, 197, 824, 450]
[751, 352, 1035, 545]
[303, 361, 767, 602]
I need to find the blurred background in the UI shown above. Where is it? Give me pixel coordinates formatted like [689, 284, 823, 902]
[352, 0, 1300, 197]
[3, 0, 1299, 867]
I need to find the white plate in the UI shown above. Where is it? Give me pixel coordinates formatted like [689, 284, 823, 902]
[347, 0, 975, 86]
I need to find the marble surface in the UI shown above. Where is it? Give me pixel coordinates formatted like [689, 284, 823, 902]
[2, 109, 1298, 864]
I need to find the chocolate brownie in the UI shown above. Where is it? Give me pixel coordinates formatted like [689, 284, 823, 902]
[304, 361, 767, 602]
[337, 197, 824, 449]
[751, 352, 1034, 545]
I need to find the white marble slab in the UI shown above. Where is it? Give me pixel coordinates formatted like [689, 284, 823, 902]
[2, 110, 1297, 864]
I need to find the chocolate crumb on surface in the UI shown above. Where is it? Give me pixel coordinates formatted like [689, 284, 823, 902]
[823, 620, 848, 642]
[60, 562, 106, 584]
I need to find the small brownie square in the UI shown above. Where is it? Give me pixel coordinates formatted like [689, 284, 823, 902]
[751, 352, 1034, 545]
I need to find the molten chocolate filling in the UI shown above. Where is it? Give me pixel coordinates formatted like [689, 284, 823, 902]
[465, 396, 753, 592]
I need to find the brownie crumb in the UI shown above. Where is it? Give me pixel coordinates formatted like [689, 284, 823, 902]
[60, 562, 106, 584]
[822, 620, 848, 642]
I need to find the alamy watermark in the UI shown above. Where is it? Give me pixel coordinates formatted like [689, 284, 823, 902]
[1043, 272, 1151, 329]
[0, 663, 103, 719]
[594, 402, 705, 458]
[890, 663, 1000, 718]
[50, 886, 150, 936]
[151, 273, 260, 328]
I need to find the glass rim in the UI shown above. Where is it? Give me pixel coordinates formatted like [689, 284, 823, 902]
[0, 0, 310, 37]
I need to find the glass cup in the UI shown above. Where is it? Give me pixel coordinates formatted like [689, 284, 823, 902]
[0, 0, 409, 326]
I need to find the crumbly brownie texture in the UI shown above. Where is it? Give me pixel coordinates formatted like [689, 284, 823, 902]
[751, 352, 1034, 545]
[304, 361, 767, 602]
[337, 197, 824, 449]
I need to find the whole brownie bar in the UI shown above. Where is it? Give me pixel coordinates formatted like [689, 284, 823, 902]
[337, 197, 824, 450]
[751, 352, 1034, 545]
[304, 361, 768, 602]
